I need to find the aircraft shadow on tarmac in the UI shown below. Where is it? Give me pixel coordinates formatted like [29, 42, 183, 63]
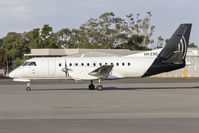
[31, 86, 199, 91]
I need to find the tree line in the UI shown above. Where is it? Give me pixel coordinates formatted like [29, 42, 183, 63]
[0, 12, 197, 70]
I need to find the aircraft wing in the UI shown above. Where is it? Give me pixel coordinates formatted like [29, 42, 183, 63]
[88, 65, 114, 79]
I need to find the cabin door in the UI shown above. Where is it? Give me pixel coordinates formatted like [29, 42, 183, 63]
[48, 60, 56, 77]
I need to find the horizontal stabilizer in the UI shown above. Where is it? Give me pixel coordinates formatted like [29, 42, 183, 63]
[164, 51, 184, 64]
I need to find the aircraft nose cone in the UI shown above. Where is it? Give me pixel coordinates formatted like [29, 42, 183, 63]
[9, 71, 15, 78]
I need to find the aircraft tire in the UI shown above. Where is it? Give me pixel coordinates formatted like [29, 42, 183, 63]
[96, 85, 103, 91]
[89, 84, 95, 90]
[26, 87, 31, 91]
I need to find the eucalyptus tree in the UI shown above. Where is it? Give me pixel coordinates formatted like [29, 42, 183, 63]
[125, 12, 155, 47]
[56, 28, 72, 48]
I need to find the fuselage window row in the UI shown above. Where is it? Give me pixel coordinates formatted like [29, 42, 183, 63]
[66, 62, 131, 67]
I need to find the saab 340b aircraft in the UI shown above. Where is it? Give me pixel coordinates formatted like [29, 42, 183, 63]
[9, 24, 192, 91]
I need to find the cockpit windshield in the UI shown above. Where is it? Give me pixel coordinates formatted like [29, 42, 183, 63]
[22, 62, 30, 66]
[22, 61, 37, 66]
[28, 62, 36, 66]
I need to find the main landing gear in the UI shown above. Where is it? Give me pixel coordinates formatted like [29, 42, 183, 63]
[26, 82, 31, 91]
[88, 79, 103, 91]
[89, 80, 95, 90]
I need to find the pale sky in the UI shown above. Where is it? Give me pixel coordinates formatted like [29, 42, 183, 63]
[0, 0, 198, 47]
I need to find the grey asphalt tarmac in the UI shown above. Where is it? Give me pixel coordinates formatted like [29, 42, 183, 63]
[1, 78, 199, 133]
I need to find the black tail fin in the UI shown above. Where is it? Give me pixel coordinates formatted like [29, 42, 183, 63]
[143, 24, 192, 77]
[158, 24, 192, 63]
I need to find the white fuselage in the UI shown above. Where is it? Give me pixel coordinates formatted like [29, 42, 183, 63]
[9, 56, 157, 81]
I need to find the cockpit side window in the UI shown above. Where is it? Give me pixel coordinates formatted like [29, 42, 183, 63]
[22, 62, 30, 66]
[28, 62, 37, 66]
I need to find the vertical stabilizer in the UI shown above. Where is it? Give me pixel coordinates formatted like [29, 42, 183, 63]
[158, 24, 192, 62]
[143, 24, 192, 77]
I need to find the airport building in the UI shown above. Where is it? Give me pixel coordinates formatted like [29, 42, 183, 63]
[24, 48, 199, 77]
[24, 49, 135, 57]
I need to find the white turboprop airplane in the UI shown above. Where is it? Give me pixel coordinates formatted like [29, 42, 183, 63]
[9, 24, 192, 91]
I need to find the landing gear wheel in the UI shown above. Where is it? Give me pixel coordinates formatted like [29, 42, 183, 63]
[26, 82, 31, 91]
[89, 84, 95, 90]
[96, 85, 103, 91]
[26, 87, 31, 91]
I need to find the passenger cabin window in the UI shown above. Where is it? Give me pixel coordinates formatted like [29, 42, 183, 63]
[69, 63, 72, 66]
[116, 63, 119, 66]
[111, 63, 113, 65]
[128, 62, 131, 66]
[28, 62, 36, 66]
[87, 63, 90, 66]
[59, 63, 62, 67]
[99, 63, 102, 66]
[93, 63, 96, 66]
[81, 63, 84, 66]
[75, 63, 78, 66]
[105, 63, 107, 65]
[122, 63, 125, 66]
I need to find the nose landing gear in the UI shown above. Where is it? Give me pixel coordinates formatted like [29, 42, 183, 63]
[26, 82, 31, 91]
